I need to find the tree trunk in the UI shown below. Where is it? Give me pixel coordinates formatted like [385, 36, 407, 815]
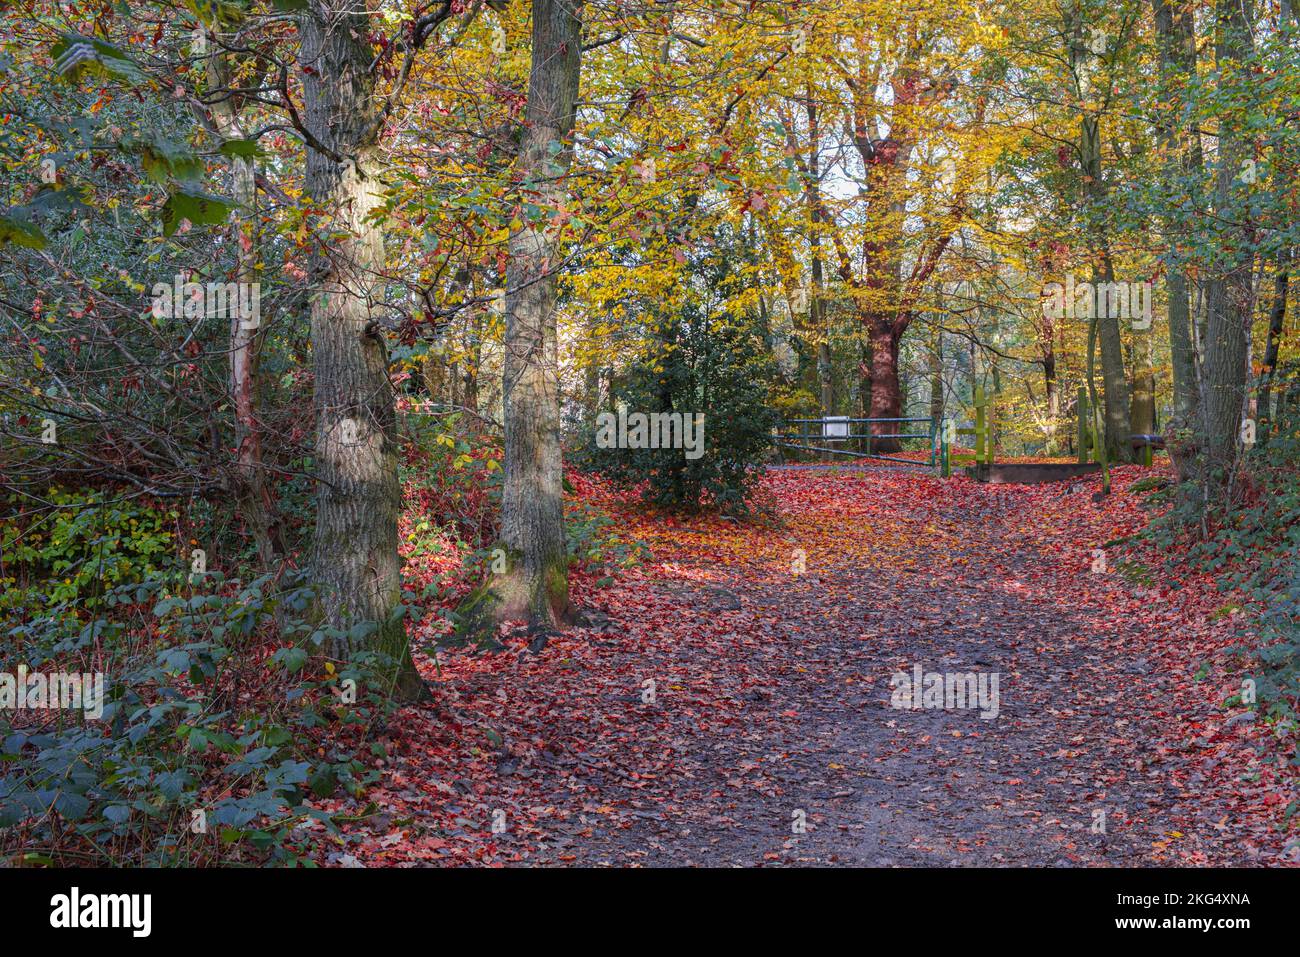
[1129, 337, 1157, 438]
[583, 335, 600, 421]
[207, 38, 283, 570]
[465, 310, 490, 421]
[929, 328, 944, 425]
[817, 343, 833, 416]
[1255, 0, 1294, 444]
[867, 319, 904, 451]
[806, 88, 832, 419]
[1167, 267, 1199, 422]
[422, 351, 448, 402]
[1070, 8, 1132, 462]
[1036, 305, 1059, 452]
[1202, 0, 1257, 491]
[1152, 0, 1204, 480]
[1258, 253, 1290, 441]
[302, 1, 423, 700]
[857, 340, 872, 453]
[1045, 351, 1059, 453]
[1083, 151, 1132, 462]
[493, 0, 583, 629]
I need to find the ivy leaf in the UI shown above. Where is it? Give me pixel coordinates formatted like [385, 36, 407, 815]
[271, 646, 309, 674]
[309, 765, 339, 798]
[126, 135, 203, 185]
[53, 790, 91, 821]
[0, 213, 46, 249]
[51, 34, 147, 85]
[218, 138, 263, 160]
[160, 189, 234, 236]
[185, 0, 251, 25]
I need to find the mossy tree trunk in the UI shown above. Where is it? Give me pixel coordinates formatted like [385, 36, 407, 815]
[1152, 0, 1205, 482]
[1201, 0, 1257, 496]
[489, 0, 584, 630]
[301, 0, 424, 700]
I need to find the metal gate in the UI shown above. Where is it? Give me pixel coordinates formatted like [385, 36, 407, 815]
[775, 416, 948, 470]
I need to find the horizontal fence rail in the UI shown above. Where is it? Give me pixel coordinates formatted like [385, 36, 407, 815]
[774, 416, 947, 470]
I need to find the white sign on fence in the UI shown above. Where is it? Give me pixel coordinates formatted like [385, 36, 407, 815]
[822, 416, 849, 440]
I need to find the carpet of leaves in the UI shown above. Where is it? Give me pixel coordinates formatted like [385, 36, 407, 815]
[317, 465, 1298, 867]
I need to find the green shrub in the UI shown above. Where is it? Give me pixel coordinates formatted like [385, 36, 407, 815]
[1, 489, 175, 612]
[1143, 391, 1300, 729]
[0, 570, 400, 866]
[579, 311, 778, 516]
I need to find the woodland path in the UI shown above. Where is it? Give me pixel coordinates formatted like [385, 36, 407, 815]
[340, 468, 1287, 867]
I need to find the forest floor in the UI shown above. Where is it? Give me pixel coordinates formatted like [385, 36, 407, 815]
[322, 466, 1298, 867]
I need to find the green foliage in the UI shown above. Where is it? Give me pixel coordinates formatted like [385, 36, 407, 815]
[0, 490, 176, 611]
[576, 233, 779, 515]
[125, 133, 205, 186]
[398, 411, 646, 615]
[769, 385, 820, 424]
[0, 212, 46, 249]
[50, 34, 147, 85]
[1144, 392, 1300, 727]
[563, 499, 649, 580]
[1115, 560, 1155, 589]
[582, 308, 778, 515]
[399, 408, 501, 562]
[0, 570, 400, 865]
[1127, 475, 1172, 496]
[161, 188, 234, 237]
[1233, 401, 1300, 725]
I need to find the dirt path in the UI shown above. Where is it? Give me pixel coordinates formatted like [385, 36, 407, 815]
[539, 560, 1186, 866]
[344, 468, 1288, 867]
[522, 474, 1256, 866]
